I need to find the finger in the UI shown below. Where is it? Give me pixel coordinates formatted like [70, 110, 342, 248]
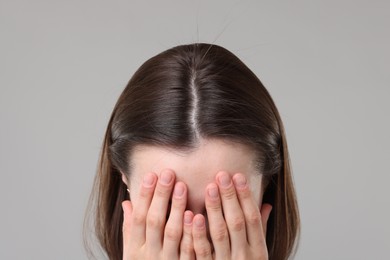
[204, 183, 230, 258]
[232, 173, 264, 247]
[122, 200, 133, 249]
[216, 171, 247, 249]
[260, 203, 273, 238]
[192, 214, 213, 260]
[180, 211, 195, 260]
[163, 182, 188, 258]
[129, 172, 157, 247]
[146, 169, 176, 250]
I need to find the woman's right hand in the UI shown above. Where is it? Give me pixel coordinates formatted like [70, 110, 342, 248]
[121, 169, 194, 260]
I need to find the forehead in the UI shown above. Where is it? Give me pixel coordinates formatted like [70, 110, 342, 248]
[128, 138, 259, 188]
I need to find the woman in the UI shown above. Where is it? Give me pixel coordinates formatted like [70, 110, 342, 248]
[85, 43, 300, 260]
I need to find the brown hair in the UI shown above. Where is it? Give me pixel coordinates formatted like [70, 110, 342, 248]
[84, 43, 300, 260]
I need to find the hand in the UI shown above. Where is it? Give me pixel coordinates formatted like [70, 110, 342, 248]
[121, 170, 272, 260]
[188, 171, 272, 260]
[122, 169, 190, 260]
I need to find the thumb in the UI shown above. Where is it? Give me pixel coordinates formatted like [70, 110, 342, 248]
[122, 200, 133, 245]
[260, 203, 272, 238]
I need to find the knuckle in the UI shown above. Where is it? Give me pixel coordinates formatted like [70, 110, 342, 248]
[139, 186, 154, 198]
[247, 211, 261, 225]
[132, 212, 146, 226]
[238, 188, 251, 199]
[139, 191, 148, 199]
[210, 221, 228, 242]
[154, 186, 172, 198]
[195, 244, 212, 258]
[181, 242, 194, 255]
[182, 225, 192, 235]
[146, 213, 164, 229]
[192, 230, 204, 240]
[228, 215, 245, 232]
[206, 202, 222, 212]
[164, 226, 182, 241]
[221, 188, 237, 200]
[213, 227, 228, 242]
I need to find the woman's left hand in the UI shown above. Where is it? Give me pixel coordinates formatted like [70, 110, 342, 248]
[188, 171, 273, 260]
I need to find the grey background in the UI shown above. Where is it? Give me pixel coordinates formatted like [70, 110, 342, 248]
[1, 0, 389, 259]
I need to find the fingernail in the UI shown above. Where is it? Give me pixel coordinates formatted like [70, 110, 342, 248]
[194, 216, 205, 228]
[218, 172, 231, 187]
[184, 211, 193, 224]
[174, 183, 184, 197]
[233, 174, 247, 189]
[207, 185, 219, 198]
[143, 173, 154, 187]
[160, 170, 173, 185]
